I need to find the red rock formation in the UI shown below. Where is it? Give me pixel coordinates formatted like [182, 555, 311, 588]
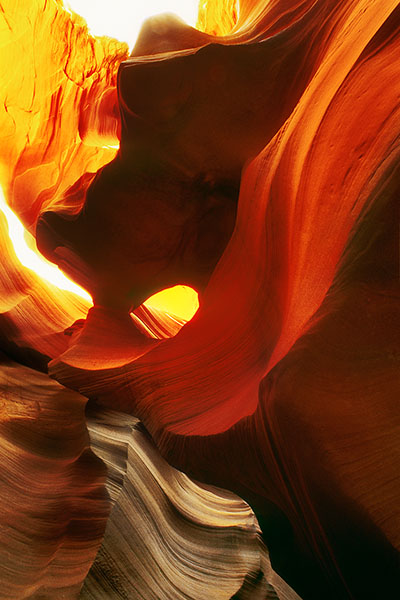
[0, 0, 399, 599]
[0, 357, 109, 598]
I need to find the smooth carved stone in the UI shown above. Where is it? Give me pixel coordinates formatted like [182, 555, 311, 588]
[82, 407, 301, 600]
[1, 1, 399, 600]
[0, 0, 128, 230]
[49, 3, 400, 599]
[36, 8, 327, 309]
[0, 356, 110, 599]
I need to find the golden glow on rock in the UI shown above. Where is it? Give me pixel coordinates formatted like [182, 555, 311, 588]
[197, 0, 239, 35]
[0, 0, 206, 322]
[65, 0, 201, 49]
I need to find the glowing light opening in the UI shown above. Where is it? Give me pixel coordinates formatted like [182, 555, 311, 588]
[0, 0, 203, 320]
[65, 0, 200, 49]
[146, 285, 199, 322]
[0, 185, 92, 300]
[0, 185, 199, 320]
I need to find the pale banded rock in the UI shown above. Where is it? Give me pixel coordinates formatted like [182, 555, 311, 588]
[82, 407, 301, 600]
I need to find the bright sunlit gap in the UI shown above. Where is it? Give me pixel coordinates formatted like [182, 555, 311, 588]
[0, 185, 199, 320]
[65, 0, 200, 49]
[0, 185, 92, 301]
[0, 0, 203, 321]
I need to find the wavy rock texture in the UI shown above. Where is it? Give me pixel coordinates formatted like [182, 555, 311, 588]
[0, 0, 399, 599]
[46, 2, 400, 599]
[0, 355, 109, 599]
[0, 0, 124, 366]
[0, 0, 128, 228]
[82, 407, 300, 600]
[0, 355, 300, 599]
[0, 1, 195, 365]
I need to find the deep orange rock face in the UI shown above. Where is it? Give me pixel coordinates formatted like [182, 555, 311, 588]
[1, 1, 399, 599]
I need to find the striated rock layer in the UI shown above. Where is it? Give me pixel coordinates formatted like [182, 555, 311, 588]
[82, 407, 300, 600]
[0, 356, 109, 599]
[46, 1, 400, 599]
[0, 0, 125, 366]
[0, 0, 399, 599]
[0, 357, 300, 600]
[0, 0, 128, 229]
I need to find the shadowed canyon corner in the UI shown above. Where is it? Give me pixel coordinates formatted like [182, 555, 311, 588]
[0, 1, 399, 598]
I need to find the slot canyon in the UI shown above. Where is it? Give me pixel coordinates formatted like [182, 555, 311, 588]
[0, 1, 399, 598]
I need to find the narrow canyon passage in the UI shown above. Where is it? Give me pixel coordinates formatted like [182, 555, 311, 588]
[0, 1, 399, 599]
